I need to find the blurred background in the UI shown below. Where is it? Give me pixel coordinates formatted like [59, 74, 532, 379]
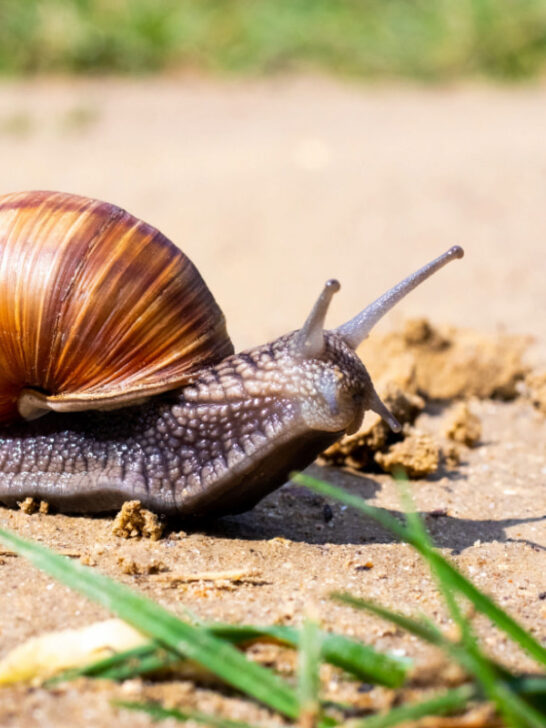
[0, 1, 545, 355]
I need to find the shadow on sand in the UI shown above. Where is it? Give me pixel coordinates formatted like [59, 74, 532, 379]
[186, 465, 545, 553]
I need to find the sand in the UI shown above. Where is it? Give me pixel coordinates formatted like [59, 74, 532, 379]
[0, 77, 544, 726]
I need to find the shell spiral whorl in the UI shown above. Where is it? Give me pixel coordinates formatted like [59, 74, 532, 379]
[0, 191, 233, 424]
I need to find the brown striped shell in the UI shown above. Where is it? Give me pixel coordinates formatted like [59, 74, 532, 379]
[0, 191, 234, 424]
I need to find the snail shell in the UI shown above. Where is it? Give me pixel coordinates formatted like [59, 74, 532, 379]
[0, 191, 234, 424]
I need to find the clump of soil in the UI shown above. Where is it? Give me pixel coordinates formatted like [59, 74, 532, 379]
[17, 498, 49, 515]
[375, 429, 440, 478]
[442, 401, 482, 447]
[525, 370, 546, 416]
[359, 318, 530, 400]
[111, 501, 164, 540]
[116, 556, 167, 575]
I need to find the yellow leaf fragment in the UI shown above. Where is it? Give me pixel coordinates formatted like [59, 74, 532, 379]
[0, 618, 146, 685]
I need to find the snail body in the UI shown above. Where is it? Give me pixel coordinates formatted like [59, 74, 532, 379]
[0, 191, 464, 516]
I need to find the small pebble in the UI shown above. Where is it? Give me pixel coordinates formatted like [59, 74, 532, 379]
[322, 504, 334, 523]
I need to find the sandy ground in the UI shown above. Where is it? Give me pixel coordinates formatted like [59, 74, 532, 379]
[0, 77, 545, 726]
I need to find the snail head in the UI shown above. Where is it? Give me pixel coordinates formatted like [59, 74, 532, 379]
[282, 246, 464, 436]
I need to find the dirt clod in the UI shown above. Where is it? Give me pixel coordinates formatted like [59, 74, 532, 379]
[359, 318, 530, 400]
[374, 430, 440, 478]
[402, 317, 450, 349]
[16, 498, 50, 515]
[117, 556, 167, 575]
[442, 402, 482, 447]
[111, 501, 164, 540]
[17, 498, 37, 514]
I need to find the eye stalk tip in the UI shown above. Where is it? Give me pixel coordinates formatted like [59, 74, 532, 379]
[326, 278, 341, 293]
[449, 245, 464, 260]
[389, 418, 402, 434]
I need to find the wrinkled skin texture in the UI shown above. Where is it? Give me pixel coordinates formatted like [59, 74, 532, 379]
[0, 332, 374, 516]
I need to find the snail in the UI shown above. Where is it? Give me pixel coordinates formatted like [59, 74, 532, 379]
[0, 191, 463, 517]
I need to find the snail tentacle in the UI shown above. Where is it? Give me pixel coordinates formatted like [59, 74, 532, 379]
[294, 279, 340, 359]
[336, 246, 464, 349]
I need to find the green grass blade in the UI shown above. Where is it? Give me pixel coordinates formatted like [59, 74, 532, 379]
[398, 489, 544, 727]
[427, 550, 546, 668]
[351, 685, 476, 728]
[335, 593, 506, 688]
[293, 473, 546, 668]
[332, 592, 502, 678]
[208, 624, 409, 688]
[49, 621, 408, 689]
[115, 700, 263, 728]
[318, 632, 408, 689]
[298, 618, 321, 726]
[47, 643, 167, 684]
[398, 479, 546, 685]
[486, 683, 546, 728]
[0, 527, 299, 719]
[76, 647, 179, 683]
[329, 478, 546, 727]
[334, 593, 546, 727]
[436, 593, 546, 727]
[331, 593, 446, 648]
[507, 677, 546, 712]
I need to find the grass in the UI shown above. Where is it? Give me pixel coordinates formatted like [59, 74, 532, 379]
[0, 471, 545, 726]
[47, 622, 408, 690]
[1, 1, 546, 80]
[298, 617, 321, 728]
